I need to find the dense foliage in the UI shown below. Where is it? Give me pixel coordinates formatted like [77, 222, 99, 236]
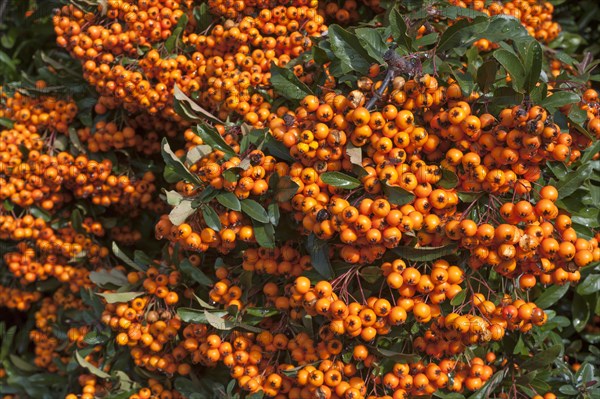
[0, 0, 599, 399]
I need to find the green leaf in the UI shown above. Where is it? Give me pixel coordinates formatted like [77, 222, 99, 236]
[522, 40, 542, 92]
[177, 308, 228, 323]
[467, 370, 507, 399]
[540, 91, 581, 110]
[194, 123, 237, 160]
[307, 233, 334, 279]
[112, 242, 147, 272]
[328, 24, 376, 75]
[252, 220, 276, 248]
[389, 7, 412, 51]
[204, 310, 235, 330]
[270, 63, 313, 101]
[355, 28, 386, 64]
[575, 362, 595, 386]
[439, 5, 487, 19]
[0, 117, 13, 129]
[169, 199, 196, 226]
[320, 171, 361, 189]
[193, 3, 211, 31]
[450, 67, 475, 97]
[494, 48, 526, 92]
[268, 202, 280, 225]
[556, 165, 593, 199]
[581, 139, 600, 164]
[201, 206, 222, 231]
[559, 385, 579, 396]
[216, 192, 241, 211]
[179, 259, 213, 287]
[578, 275, 600, 296]
[476, 59, 498, 93]
[392, 243, 459, 262]
[161, 138, 202, 186]
[535, 283, 570, 309]
[571, 295, 592, 332]
[241, 199, 270, 223]
[9, 355, 39, 372]
[71, 208, 84, 233]
[89, 269, 129, 288]
[96, 292, 145, 304]
[75, 350, 111, 379]
[434, 393, 466, 399]
[437, 16, 488, 53]
[164, 14, 188, 52]
[383, 184, 415, 206]
[360, 266, 382, 284]
[274, 175, 300, 202]
[438, 169, 459, 189]
[260, 135, 293, 163]
[521, 344, 562, 369]
[173, 84, 222, 124]
[450, 288, 467, 306]
[0, 326, 16, 361]
[374, 347, 420, 363]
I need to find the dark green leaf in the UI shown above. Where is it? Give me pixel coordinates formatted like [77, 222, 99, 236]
[0, 326, 16, 361]
[521, 344, 562, 369]
[522, 40, 542, 92]
[383, 184, 415, 206]
[268, 202, 280, 225]
[0, 117, 13, 129]
[252, 220, 276, 248]
[476, 60, 498, 93]
[202, 206, 222, 231]
[179, 259, 213, 287]
[389, 7, 413, 51]
[241, 199, 270, 223]
[355, 28, 386, 64]
[307, 233, 334, 279]
[96, 292, 145, 304]
[438, 169, 459, 189]
[71, 208, 84, 233]
[270, 63, 313, 101]
[194, 123, 236, 160]
[392, 243, 458, 262]
[437, 16, 488, 53]
[216, 192, 241, 211]
[89, 269, 129, 288]
[161, 138, 203, 185]
[75, 350, 110, 378]
[467, 370, 507, 399]
[556, 165, 593, 199]
[193, 3, 211, 31]
[321, 171, 361, 189]
[577, 275, 600, 296]
[450, 288, 467, 306]
[571, 295, 592, 332]
[112, 242, 147, 272]
[494, 49, 526, 92]
[177, 308, 227, 323]
[9, 355, 39, 373]
[328, 24, 376, 75]
[535, 283, 570, 309]
[374, 347, 420, 363]
[540, 91, 581, 110]
[274, 175, 300, 202]
[558, 385, 579, 396]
